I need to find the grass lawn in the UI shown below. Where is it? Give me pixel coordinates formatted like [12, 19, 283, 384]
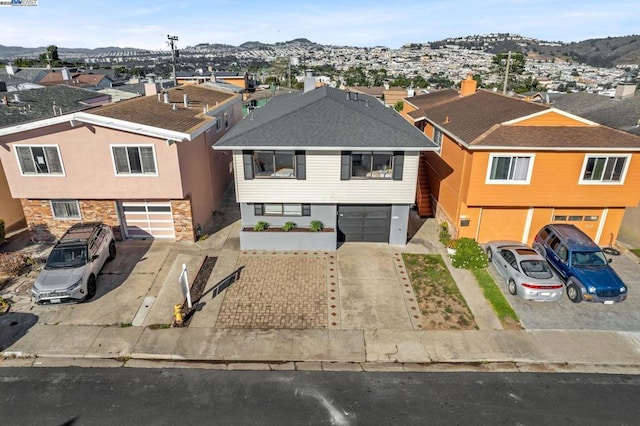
[471, 268, 521, 329]
[630, 249, 640, 258]
[402, 253, 477, 330]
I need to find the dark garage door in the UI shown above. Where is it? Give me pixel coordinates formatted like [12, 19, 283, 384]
[338, 205, 391, 242]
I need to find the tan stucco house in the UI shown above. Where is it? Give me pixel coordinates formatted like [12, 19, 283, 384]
[0, 84, 241, 242]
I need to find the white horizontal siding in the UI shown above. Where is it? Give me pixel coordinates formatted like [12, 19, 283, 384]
[235, 150, 418, 204]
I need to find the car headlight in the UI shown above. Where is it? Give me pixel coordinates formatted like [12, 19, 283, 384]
[620, 286, 627, 293]
[66, 278, 83, 292]
[588, 286, 596, 294]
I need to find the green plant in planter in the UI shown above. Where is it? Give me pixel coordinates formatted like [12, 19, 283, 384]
[282, 221, 296, 232]
[438, 222, 452, 246]
[253, 221, 269, 231]
[309, 220, 323, 232]
[450, 237, 488, 270]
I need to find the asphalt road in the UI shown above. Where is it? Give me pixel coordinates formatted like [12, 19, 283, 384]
[1, 368, 639, 425]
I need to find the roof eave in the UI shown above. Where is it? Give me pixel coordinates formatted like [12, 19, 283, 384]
[468, 145, 640, 152]
[213, 145, 437, 152]
[73, 112, 191, 142]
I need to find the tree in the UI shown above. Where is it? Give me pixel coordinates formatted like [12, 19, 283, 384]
[39, 45, 60, 66]
[343, 66, 367, 86]
[491, 52, 526, 91]
[393, 101, 403, 112]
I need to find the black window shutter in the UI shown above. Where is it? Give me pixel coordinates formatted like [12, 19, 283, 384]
[392, 152, 404, 181]
[302, 204, 311, 216]
[242, 151, 254, 180]
[254, 204, 263, 216]
[295, 151, 306, 180]
[340, 151, 351, 180]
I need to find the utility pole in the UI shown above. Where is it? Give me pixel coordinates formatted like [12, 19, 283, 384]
[502, 50, 512, 95]
[167, 35, 179, 86]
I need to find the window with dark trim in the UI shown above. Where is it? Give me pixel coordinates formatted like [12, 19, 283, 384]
[254, 203, 311, 216]
[243, 150, 305, 180]
[341, 151, 403, 180]
[16, 145, 64, 175]
[433, 128, 443, 147]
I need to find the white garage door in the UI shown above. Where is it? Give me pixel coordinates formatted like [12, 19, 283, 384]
[120, 201, 175, 239]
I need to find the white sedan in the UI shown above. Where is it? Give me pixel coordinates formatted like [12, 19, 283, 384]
[485, 241, 563, 302]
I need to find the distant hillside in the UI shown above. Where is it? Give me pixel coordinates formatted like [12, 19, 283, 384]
[427, 33, 640, 68]
[535, 35, 640, 68]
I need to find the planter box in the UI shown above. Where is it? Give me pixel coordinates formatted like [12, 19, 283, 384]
[240, 228, 336, 251]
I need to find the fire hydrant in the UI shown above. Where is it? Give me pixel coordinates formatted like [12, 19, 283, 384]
[173, 304, 184, 326]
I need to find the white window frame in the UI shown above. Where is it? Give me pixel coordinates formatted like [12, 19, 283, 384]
[215, 116, 222, 132]
[486, 153, 535, 184]
[263, 204, 303, 216]
[110, 144, 158, 176]
[578, 154, 630, 185]
[50, 200, 82, 220]
[14, 144, 65, 176]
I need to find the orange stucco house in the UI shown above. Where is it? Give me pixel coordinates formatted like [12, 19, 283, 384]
[403, 76, 640, 246]
[0, 84, 241, 242]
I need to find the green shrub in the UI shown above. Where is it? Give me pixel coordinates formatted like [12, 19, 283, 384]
[282, 221, 296, 232]
[450, 237, 488, 269]
[0, 219, 4, 244]
[438, 222, 452, 246]
[309, 220, 323, 232]
[253, 221, 269, 231]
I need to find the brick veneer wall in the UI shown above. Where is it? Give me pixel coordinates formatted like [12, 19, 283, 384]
[21, 198, 195, 243]
[21, 199, 120, 242]
[172, 198, 195, 242]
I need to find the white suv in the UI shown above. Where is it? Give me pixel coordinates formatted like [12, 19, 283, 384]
[32, 222, 116, 304]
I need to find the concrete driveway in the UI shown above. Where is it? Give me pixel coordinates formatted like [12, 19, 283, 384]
[488, 250, 640, 331]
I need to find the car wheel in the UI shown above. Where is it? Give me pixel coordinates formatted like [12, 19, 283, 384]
[508, 279, 517, 295]
[486, 248, 493, 262]
[567, 282, 581, 303]
[108, 240, 116, 261]
[86, 275, 97, 301]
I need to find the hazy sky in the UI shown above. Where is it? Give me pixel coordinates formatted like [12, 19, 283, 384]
[2, 0, 638, 50]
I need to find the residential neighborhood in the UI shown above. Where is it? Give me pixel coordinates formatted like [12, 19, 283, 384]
[1, 31, 640, 423]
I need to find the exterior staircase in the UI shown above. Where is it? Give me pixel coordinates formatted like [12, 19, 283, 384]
[415, 152, 433, 217]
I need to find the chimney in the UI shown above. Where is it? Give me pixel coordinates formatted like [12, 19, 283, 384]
[145, 82, 160, 97]
[614, 80, 637, 99]
[303, 69, 315, 93]
[183, 93, 189, 107]
[61, 67, 72, 81]
[460, 74, 477, 96]
[163, 92, 170, 104]
[5, 63, 17, 76]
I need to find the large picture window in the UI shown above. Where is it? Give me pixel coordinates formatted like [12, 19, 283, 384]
[112, 146, 157, 175]
[487, 154, 534, 184]
[580, 154, 629, 184]
[243, 150, 305, 180]
[341, 151, 404, 180]
[16, 145, 64, 175]
[51, 200, 81, 219]
[254, 203, 311, 216]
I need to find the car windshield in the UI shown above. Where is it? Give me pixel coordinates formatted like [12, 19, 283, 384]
[45, 246, 88, 269]
[520, 260, 553, 279]
[571, 251, 607, 267]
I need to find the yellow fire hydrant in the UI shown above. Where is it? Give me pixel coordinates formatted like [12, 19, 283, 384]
[173, 304, 184, 326]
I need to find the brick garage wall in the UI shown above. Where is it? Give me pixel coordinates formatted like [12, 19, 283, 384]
[21, 199, 120, 242]
[172, 198, 195, 242]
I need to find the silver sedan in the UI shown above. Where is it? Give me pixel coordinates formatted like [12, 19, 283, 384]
[485, 241, 563, 302]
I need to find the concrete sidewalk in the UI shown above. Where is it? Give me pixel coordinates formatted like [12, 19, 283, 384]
[2, 323, 639, 373]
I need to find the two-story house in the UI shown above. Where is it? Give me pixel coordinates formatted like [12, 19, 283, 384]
[214, 84, 438, 250]
[0, 84, 241, 242]
[403, 75, 640, 246]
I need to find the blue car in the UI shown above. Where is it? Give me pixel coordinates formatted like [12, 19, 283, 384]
[533, 224, 627, 303]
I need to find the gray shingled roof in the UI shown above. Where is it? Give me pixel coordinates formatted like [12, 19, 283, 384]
[551, 91, 640, 137]
[214, 86, 435, 150]
[0, 85, 108, 128]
